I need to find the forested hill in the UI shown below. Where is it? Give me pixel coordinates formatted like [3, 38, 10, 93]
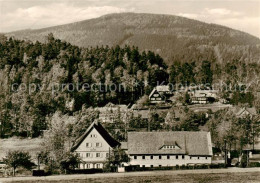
[0, 34, 171, 137]
[0, 33, 259, 139]
[6, 13, 260, 65]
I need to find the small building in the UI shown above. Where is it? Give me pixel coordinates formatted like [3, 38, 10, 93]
[95, 103, 128, 123]
[127, 131, 213, 167]
[132, 109, 150, 120]
[71, 121, 120, 169]
[149, 85, 173, 103]
[235, 107, 257, 118]
[189, 90, 217, 104]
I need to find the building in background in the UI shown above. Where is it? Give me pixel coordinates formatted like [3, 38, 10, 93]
[149, 85, 173, 103]
[95, 103, 128, 123]
[189, 90, 217, 104]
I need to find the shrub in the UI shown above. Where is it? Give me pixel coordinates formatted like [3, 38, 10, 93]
[248, 162, 260, 167]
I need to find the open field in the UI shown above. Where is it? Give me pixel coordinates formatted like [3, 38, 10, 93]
[0, 137, 44, 161]
[1, 168, 259, 183]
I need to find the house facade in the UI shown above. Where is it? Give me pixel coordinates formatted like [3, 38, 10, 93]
[149, 85, 173, 103]
[189, 90, 217, 104]
[127, 131, 213, 167]
[71, 122, 120, 169]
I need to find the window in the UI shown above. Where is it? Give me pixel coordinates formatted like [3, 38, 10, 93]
[86, 153, 91, 158]
[198, 157, 200, 160]
[96, 142, 102, 147]
[151, 165, 153, 168]
[134, 156, 137, 159]
[96, 153, 101, 158]
[142, 155, 145, 159]
[167, 155, 170, 159]
[159, 155, 162, 159]
[86, 164, 91, 169]
[159, 165, 162, 167]
[176, 155, 178, 159]
[182, 155, 185, 159]
[86, 143, 91, 147]
[106, 153, 109, 158]
[162, 145, 180, 150]
[142, 165, 145, 168]
[190, 156, 192, 159]
[206, 157, 208, 159]
[90, 134, 97, 138]
[150, 155, 153, 159]
[96, 164, 101, 168]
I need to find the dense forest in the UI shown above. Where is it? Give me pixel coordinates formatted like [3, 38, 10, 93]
[0, 33, 259, 139]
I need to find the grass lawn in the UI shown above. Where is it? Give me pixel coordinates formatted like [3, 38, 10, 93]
[0, 137, 44, 160]
[6, 172, 260, 183]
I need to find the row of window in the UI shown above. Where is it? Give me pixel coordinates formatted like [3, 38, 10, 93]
[79, 163, 102, 169]
[151, 97, 162, 101]
[161, 145, 179, 150]
[86, 142, 102, 147]
[78, 152, 109, 158]
[133, 155, 208, 160]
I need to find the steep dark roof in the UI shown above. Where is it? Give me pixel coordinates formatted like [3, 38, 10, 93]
[71, 122, 120, 151]
[127, 131, 212, 156]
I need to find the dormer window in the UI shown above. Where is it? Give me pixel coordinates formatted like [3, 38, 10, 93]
[161, 145, 180, 150]
[160, 141, 181, 150]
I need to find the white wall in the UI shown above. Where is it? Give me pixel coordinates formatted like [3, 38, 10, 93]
[129, 155, 212, 167]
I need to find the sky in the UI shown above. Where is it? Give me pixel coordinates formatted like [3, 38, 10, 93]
[0, 0, 260, 38]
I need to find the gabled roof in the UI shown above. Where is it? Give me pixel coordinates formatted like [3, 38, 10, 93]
[232, 107, 257, 117]
[127, 131, 212, 156]
[71, 121, 120, 151]
[149, 85, 172, 99]
[149, 88, 162, 99]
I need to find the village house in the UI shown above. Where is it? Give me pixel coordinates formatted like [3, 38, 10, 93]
[189, 90, 217, 104]
[71, 121, 120, 169]
[126, 131, 213, 167]
[149, 85, 173, 103]
[95, 103, 128, 123]
[234, 107, 257, 118]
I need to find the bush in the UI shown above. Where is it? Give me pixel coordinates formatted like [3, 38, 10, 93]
[209, 163, 226, 169]
[32, 170, 45, 176]
[180, 165, 186, 169]
[68, 169, 103, 174]
[175, 165, 179, 170]
[240, 154, 248, 168]
[248, 162, 260, 167]
[125, 166, 173, 172]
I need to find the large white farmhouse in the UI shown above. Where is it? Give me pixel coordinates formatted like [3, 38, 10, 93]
[127, 131, 213, 167]
[71, 121, 120, 169]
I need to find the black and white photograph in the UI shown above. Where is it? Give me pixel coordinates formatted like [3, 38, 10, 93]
[0, 0, 260, 182]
